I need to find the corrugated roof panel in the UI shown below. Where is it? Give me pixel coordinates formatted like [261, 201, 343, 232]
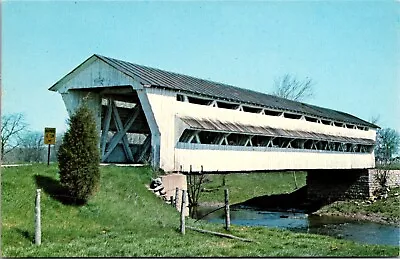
[94, 55, 377, 128]
[180, 117, 375, 146]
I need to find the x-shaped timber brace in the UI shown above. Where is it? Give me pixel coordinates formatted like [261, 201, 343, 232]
[100, 99, 149, 163]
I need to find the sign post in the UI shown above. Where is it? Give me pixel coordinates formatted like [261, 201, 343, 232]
[44, 128, 56, 166]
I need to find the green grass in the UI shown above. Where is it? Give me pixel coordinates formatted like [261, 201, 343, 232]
[317, 187, 400, 224]
[376, 163, 400, 170]
[1, 165, 398, 257]
[199, 171, 307, 204]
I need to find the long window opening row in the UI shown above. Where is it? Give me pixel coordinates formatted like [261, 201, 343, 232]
[178, 129, 374, 153]
[176, 94, 369, 131]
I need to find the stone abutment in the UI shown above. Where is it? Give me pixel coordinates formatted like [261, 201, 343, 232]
[306, 169, 400, 202]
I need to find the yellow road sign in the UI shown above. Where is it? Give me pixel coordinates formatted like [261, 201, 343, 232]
[44, 127, 56, 145]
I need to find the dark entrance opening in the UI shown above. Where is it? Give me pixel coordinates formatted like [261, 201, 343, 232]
[99, 87, 151, 164]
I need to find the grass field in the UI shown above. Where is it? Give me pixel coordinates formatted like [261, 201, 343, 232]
[1, 164, 398, 257]
[198, 171, 306, 204]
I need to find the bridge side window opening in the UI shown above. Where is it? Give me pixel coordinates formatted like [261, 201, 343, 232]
[177, 129, 374, 154]
[175, 93, 369, 132]
[198, 131, 221, 144]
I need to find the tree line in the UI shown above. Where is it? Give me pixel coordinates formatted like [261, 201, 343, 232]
[0, 113, 63, 164]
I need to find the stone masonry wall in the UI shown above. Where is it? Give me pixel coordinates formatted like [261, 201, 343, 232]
[367, 169, 400, 197]
[307, 169, 367, 202]
[306, 169, 400, 202]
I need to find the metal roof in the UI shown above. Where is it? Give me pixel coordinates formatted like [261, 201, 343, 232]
[180, 117, 375, 146]
[51, 54, 378, 128]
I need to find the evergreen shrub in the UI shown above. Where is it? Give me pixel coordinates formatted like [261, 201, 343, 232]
[57, 104, 100, 204]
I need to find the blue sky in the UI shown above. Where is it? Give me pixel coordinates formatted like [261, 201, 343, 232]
[2, 1, 399, 134]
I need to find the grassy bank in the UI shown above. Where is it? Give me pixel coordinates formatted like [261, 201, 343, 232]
[199, 171, 307, 205]
[376, 163, 400, 170]
[1, 165, 398, 257]
[316, 187, 400, 225]
[200, 171, 400, 225]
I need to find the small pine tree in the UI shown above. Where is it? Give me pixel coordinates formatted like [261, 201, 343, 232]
[57, 104, 100, 204]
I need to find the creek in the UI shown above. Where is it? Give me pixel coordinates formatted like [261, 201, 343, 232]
[192, 206, 399, 246]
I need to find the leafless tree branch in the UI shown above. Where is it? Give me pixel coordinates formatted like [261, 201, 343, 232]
[272, 74, 315, 102]
[1, 113, 28, 159]
[369, 115, 380, 125]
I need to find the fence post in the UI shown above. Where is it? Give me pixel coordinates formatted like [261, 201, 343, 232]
[170, 196, 174, 207]
[292, 171, 298, 189]
[175, 187, 179, 210]
[35, 189, 42, 245]
[180, 190, 186, 235]
[224, 189, 230, 231]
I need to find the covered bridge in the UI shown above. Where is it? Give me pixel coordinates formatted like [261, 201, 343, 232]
[49, 54, 378, 173]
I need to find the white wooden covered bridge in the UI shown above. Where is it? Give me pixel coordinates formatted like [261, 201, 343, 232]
[49, 54, 378, 173]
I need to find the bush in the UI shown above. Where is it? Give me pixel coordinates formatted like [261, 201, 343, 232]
[57, 104, 100, 204]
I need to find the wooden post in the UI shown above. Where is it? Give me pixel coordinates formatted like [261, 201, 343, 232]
[35, 189, 41, 245]
[224, 189, 230, 231]
[47, 144, 51, 166]
[175, 187, 179, 210]
[180, 190, 186, 235]
[170, 196, 174, 207]
[293, 171, 298, 189]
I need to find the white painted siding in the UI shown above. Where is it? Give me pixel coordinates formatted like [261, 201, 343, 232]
[56, 59, 139, 93]
[145, 88, 375, 172]
[61, 91, 102, 132]
[145, 88, 177, 171]
[175, 148, 375, 172]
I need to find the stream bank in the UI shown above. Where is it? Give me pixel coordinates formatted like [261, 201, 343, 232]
[314, 211, 399, 226]
[230, 185, 399, 226]
[192, 206, 400, 246]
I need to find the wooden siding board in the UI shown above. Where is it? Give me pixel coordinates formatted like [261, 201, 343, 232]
[174, 148, 374, 172]
[137, 89, 161, 169]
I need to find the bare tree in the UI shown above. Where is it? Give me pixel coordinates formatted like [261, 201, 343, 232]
[1, 113, 28, 160]
[271, 74, 314, 189]
[272, 74, 315, 101]
[19, 131, 45, 163]
[373, 169, 390, 199]
[375, 128, 400, 164]
[187, 174, 206, 209]
[369, 115, 380, 125]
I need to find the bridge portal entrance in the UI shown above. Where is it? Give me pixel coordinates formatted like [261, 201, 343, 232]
[99, 88, 151, 164]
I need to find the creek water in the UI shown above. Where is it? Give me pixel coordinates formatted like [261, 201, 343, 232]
[193, 206, 400, 246]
